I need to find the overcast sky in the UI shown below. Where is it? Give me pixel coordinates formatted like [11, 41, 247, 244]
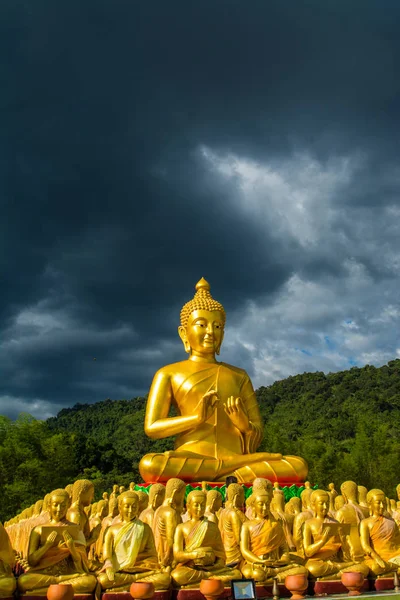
[1, 0, 400, 420]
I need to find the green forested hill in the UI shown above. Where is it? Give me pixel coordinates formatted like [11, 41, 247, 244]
[1, 359, 399, 521]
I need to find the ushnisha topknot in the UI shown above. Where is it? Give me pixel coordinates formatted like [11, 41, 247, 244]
[180, 278, 226, 328]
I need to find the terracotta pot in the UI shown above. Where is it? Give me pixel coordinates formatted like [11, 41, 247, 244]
[341, 572, 365, 596]
[285, 574, 308, 600]
[47, 584, 74, 600]
[130, 582, 155, 600]
[200, 578, 225, 600]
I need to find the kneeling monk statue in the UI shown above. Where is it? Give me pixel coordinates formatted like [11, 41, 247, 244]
[139, 278, 307, 484]
[98, 491, 170, 591]
[240, 480, 307, 584]
[171, 490, 241, 587]
[18, 489, 97, 595]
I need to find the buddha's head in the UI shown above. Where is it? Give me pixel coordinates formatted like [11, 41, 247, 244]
[129, 482, 135, 491]
[367, 489, 386, 517]
[49, 489, 71, 523]
[108, 496, 119, 517]
[328, 483, 335, 492]
[334, 495, 345, 511]
[254, 492, 272, 519]
[206, 489, 223, 513]
[113, 485, 119, 494]
[178, 278, 226, 358]
[273, 489, 285, 512]
[119, 486, 126, 494]
[227, 483, 245, 509]
[187, 490, 206, 520]
[65, 484, 73, 500]
[252, 478, 272, 495]
[358, 485, 368, 504]
[300, 488, 313, 511]
[340, 480, 358, 504]
[311, 490, 330, 519]
[390, 499, 397, 512]
[285, 496, 301, 515]
[118, 491, 139, 522]
[72, 479, 95, 507]
[149, 483, 166, 510]
[103, 492, 109, 501]
[96, 500, 108, 519]
[166, 478, 186, 510]
[137, 491, 149, 513]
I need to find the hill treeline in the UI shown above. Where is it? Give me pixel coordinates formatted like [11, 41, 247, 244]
[0, 359, 399, 521]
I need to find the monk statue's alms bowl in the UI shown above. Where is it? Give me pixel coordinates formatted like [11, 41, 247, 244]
[139, 278, 308, 484]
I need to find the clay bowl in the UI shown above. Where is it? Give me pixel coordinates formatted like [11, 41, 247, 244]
[200, 578, 225, 600]
[285, 573, 308, 600]
[130, 581, 155, 599]
[47, 584, 74, 600]
[341, 572, 365, 596]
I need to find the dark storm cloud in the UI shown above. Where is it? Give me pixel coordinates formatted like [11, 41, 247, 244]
[1, 0, 400, 418]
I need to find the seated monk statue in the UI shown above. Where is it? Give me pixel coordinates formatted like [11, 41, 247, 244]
[219, 484, 247, 567]
[293, 488, 314, 557]
[245, 478, 271, 521]
[171, 490, 241, 587]
[139, 278, 308, 484]
[328, 483, 338, 514]
[303, 490, 369, 580]
[18, 489, 97, 595]
[336, 481, 366, 562]
[137, 491, 149, 514]
[271, 489, 295, 551]
[0, 522, 17, 598]
[240, 480, 307, 584]
[360, 488, 400, 576]
[67, 479, 101, 549]
[97, 491, 170, 591]
[205, 490, 223, 524]
[153, 478, 186, 569]
[139, 484, 166, 529]
[358, 486, 368, 511]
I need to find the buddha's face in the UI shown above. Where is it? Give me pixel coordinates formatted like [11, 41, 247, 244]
[171, 488, 186, 511]
[113, 485, 119, 493]
[151, 491, 165, 510]
[188, 494, 206, 520]
[179, 310, 224, 356]
[50, 494, 69, 522]
[120, 497, 138, 522]
[312, 492, 330, 518]
[212, 494, 223, 512]
[369, 492, 385, 517]
[80, 486, 95, 507]
[254, 493, 272, 518]
[231, 489, 245, 509]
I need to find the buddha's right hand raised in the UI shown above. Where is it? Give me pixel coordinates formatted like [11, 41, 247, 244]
[195, 390, 219, 424]
[44, 531, 58, 550]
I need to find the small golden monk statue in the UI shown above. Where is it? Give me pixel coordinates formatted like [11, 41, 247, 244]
[303, 490, 369, 580]
[153, 478, 186, 569]
[18, 489, 97, 595]
[139, 279, 307, 484]
[137, 491, 149, 514]
[336, 481, 366, 562]
[67, 479, 100, 548]
[293, 488, 313, 556]
[240, 480, 307, 584]
[245, 478, 272, 521]
[358, 486, 368, 510]
[205, 490, 223, 524]
[171, 490, 241, 587]
[360, 489, 400, 576]
[0, 523, 16, 598]
[139, 484, 166, 528]
[219, 484, 247, 567]
[97, 491, 170, 592]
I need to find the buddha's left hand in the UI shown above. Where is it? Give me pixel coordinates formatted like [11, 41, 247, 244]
[224, 396, 250, 432]
[63, 531, 79, 562]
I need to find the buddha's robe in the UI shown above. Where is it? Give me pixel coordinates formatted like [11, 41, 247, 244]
[219, 508, 247, 566]
[139, 361, 307, 483]
[172, 518, 241, 587]
[0, 524, 17, 598]
[17, 521, 97, 595]
[98, 519, 170, 591]
[336, 503, 366, 562]
[240, 518, 307, 583]
[153, 504, 182, 568]
[304, 519, 369, 580]
[364, 517, 400, 575]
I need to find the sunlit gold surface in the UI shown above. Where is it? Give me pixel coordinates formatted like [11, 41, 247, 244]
[218, 484, 247, 566]
[97, 491, 170, 592]
[139, 278, 308, 483]
[0, 523, 16, 598]
[171, 490, 241, 587]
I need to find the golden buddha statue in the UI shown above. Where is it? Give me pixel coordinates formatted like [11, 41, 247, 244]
[18, 489, 97, 595]
[293, 488, 313, 556]
[153, 478, 186, 569]
[335, 495, 345, 512]
[358, 486, 368, 510]
[328, 483, 338, 513]
[239, 481, 307, 584]
[336, 481, 366, 562]
[97, 491, 170, 592]
[360, 489, 400, 576]
[137, 491, 149, 514]
[139, 484, 166, 529]
[129, 482, 135, 491]
[171, 490, 241, 587]
[139, 279, 308, 484]
[219, 484, 247, 567]
[110, 485, 119, 501]
[0, 522, 16, 598]
[67, 479, 100, 549]
[119, 486, 126, 494]
[271, 489, 295, 551]
[245, 478, 271, 520]
[96, 496, 120, 562]
[303, 490, 369, 580]
[205, 489, 223, 524]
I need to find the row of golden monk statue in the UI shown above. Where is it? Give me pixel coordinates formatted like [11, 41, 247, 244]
[2, 477, 400, 596]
